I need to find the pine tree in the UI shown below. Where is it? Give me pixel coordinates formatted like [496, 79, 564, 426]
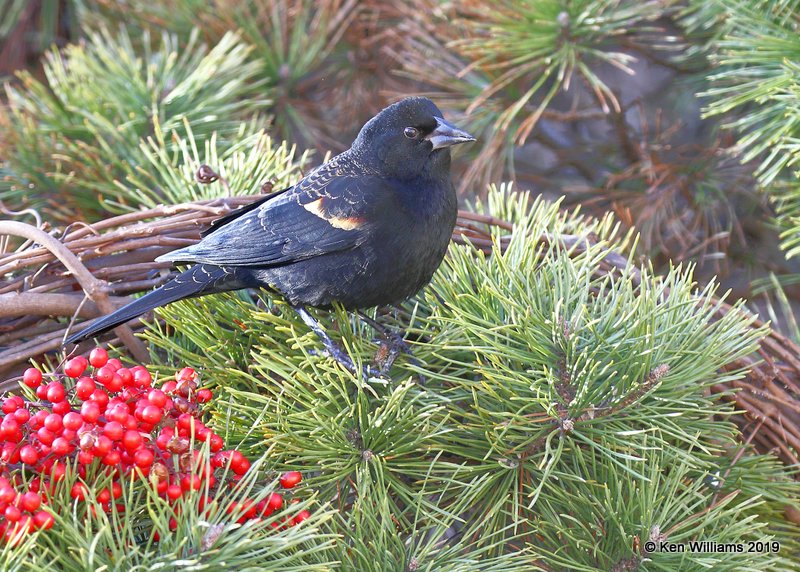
[137, 188, 799, 570]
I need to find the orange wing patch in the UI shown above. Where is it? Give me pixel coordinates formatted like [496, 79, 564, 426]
[303, 197, 365, 231]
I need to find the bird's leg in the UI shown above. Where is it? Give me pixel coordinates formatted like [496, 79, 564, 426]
[292, 305, 377, 378]
[357, 310, 422, 376]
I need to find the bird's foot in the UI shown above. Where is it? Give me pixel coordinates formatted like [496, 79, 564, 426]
[293, 305, 380, 379]
[371, 332, 412, 375]
[310, 345, 380, 379]
[359, 311, 425, 382]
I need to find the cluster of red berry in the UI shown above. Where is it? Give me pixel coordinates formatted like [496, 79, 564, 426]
[0, 348, 308, 544]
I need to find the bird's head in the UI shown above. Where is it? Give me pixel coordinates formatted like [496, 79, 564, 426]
[352, 97, 475, 180]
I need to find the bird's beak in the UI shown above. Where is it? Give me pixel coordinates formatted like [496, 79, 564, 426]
[426, 116, 476, 150]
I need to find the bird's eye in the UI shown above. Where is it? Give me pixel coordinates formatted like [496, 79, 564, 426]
[404, 127, 419, 139]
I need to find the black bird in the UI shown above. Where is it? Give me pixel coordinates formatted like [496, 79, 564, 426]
[65, 97, 475, 372]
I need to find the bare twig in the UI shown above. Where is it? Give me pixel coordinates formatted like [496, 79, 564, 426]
[0, 291, 129, 318]
[0, 221, 149, 363]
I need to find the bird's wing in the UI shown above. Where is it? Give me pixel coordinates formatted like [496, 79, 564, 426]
[158, 171, 394, 268]
[200, 186, 292, 238]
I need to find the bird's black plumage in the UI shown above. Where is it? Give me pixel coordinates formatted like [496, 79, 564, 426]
[65, 97, 475, 352]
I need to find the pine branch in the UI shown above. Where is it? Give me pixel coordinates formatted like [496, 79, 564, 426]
[139, 186, 799, 568]
[0, 27, 269, 220]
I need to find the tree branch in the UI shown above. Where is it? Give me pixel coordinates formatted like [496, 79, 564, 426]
[0, 221, 149, 363]
[0, 291, 130, 318]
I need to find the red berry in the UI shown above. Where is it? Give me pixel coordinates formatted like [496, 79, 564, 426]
[97, 488, 111, 503]
[0, 443, 18, 464]
[33, 511, 54, 530]
[196, 388, 213, 403]
[45, 382, 65, 403]
[266, 492, 283, 514]
[140, 405, 163, 425]
[70, 483, 87, 500]
[62, 411, 83, 431]
[279, 471, 302, 489]
[230, 451, 251, 476]
[0, 416, 19, 436]
[94, 365, 115, 385]
[36, 427, 55, 446]
[92, 435, 112, 457]
[180, 474, 201, 492]
[19, 445, 39, 465]
[90, 389, 109, 409]
[102, 450, 121, 466]
[28, 410, 46, 430]
[22, 368, 42, 388]
[52, 437, 71, 456]
[89, 347, 109, 368]
[52, 400, 71, 415]
[161, 380, 177, 394]
[106, 358, 123, 371]
[111, 482, 122, 499]
[241, 498, 257, 518]
[20, 492, 41, 512]
[134, 449, 154, 468]
[211, 450, 232, 469]
[133, 368, 152, 389]
[177, 414, 193, 432]
[13, 408, 30, 424]
[1, 397, 19, 414]
[209, 433, 224, 452]
[103, 421, 124, 441]
[4, 505, 22, 522]
[64, 356, 88, 378]
[122, 430, 143, 452]
[154, 478, 168, 495]
[166, 484, 182, 501]
[117, 368, 134, 387]
[44, 413, 63, 433]
[104, 373, 124, 393]
[75, 377, 96, 400]
[176, 367, 196, 382]
[226, 500, 240, 516]
[147, 389, 167, 408]
[80, 401, 101, 424]
[35, 385, 48, 400]
[106, 404, 129, 425]
[155, 430, 173, 451]
[293, 510, 311, 525]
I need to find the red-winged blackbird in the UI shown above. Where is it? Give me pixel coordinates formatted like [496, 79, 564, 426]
[66, 97, 475, 371]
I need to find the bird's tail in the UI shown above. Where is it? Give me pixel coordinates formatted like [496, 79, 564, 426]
[65, 264, 242, 345]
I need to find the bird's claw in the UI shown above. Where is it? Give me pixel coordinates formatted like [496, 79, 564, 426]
[313, 346, 381, 379]
[370, 331, 426, 383]
[320, 348, 384, 379]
